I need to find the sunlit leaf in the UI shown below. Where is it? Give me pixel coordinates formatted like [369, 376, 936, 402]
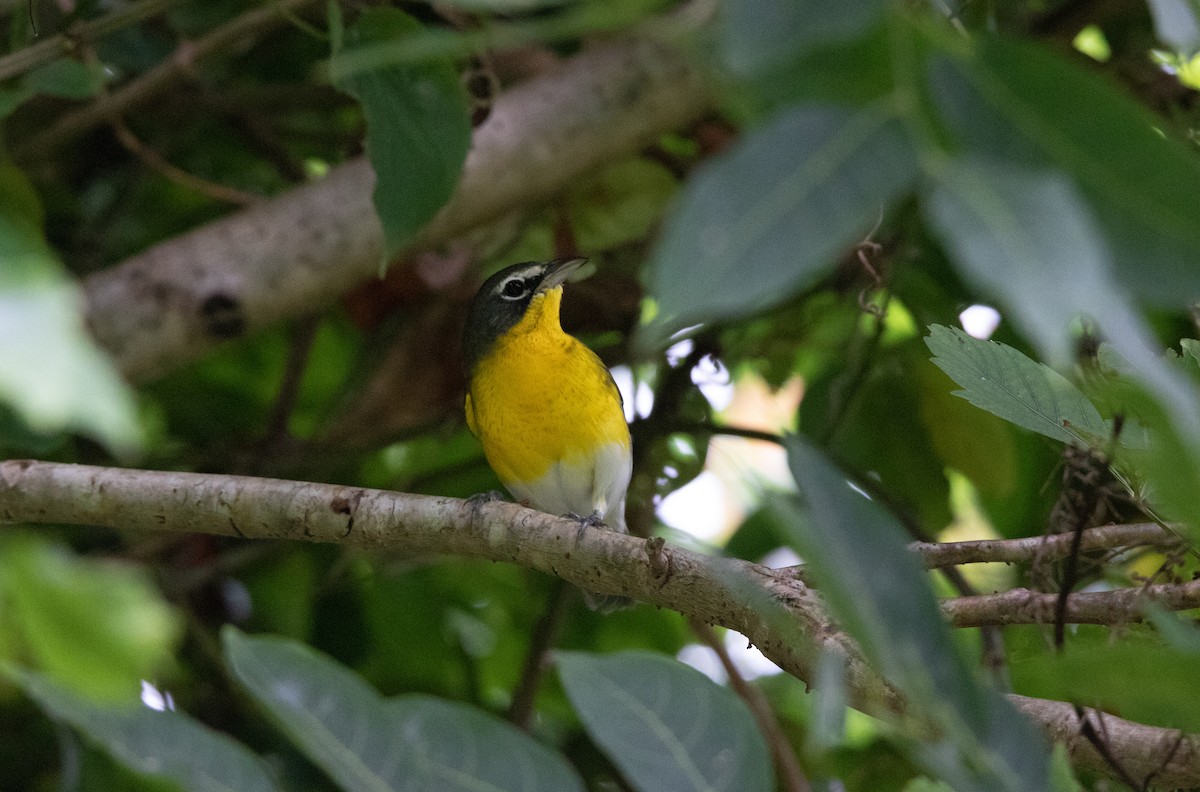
[0, 535, 181, 703]
[224, 629, 583, 792]
[643, 102, 918, 347]
[0, 165, 142, 454]
[12, 670, 277, 792]
[924, 325, 1107, 446]
[331, 9, 471, 263]
[557, 651, 772, 792]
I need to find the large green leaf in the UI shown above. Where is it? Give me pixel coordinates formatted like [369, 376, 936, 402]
[799, 338, 952, 529]
[924, 157, 1200, 445]
[0, 534, 181, 702]
[556, 651, 772, 792]
[925, 39, 1200, 305]
[1011, 641, 1200, 734]
[12, 670, 277, 792]
[924, 325, 1107, 446]
[717, 0, 886, 77]
[223, 629, 583, 792]
[0, 164, 142, 454]
[642, 102, 918, 346]
[331, 8, 472, 262]
[777, 439, 1052, 792]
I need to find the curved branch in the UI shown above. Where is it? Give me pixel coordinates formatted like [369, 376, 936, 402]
[942, 581, 1200, 628]
[0, 459, 895, 716]
[79, 36, 712, 381]
[2, 460, 1200, 788]
[911, 522, 1184, 569]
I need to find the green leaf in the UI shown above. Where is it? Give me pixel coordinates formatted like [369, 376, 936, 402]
[717, 0, 886, 77]
[1147, 606, 1200, 653]
[799, 339, 951, 529]
[777, 439, 1052, 792]
[1148, 0, 1200, 54]
[556, 650, 772, 792]
[924, 324, 1107, 446]
[1010, 638, 1200, 733]
[567, 157, 678, 253]
[901, 780, 954, 792]
[430, 0, 575, 10]
[0, 85, 35, 119]
[0, 534, 181, 702]
[925, 39, 1200, 305]
[642, 102, 918, 347]
[223, 628, 583, 792]
[924, 156, 1200, 450]
[331, 9, 471, 263]
[1049, 743, 1083, 792]
[12, 670, 277, 792]
[0, 164, 142, 455]
[24, 58, 107, 99]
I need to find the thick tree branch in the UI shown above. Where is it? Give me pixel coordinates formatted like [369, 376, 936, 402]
[942, 581, 1200, 628]
[3, 460, 1200, 788]
[0, 460, 894, 716]
[911, 522, 1184, 569]
[80, 37, 712, 382]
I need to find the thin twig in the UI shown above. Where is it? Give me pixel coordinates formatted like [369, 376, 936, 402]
[20, 0, 323, 159]
[109, 115, 261, 205]
[941, 580, 1200, 628]
[507, 580, 575, 729]
[0, 0, 186, 83]
[690, 620, 810, 792]
[262, 316, 321, 447]
[910, 523, 1183, 569]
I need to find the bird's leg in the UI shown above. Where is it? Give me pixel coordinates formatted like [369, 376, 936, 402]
[466, 490, 506, 509]
[566, 510, 606, 541]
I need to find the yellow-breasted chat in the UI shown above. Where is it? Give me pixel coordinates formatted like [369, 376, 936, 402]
[462, 258, 632, 610]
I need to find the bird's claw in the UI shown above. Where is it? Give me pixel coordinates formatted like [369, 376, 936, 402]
[566, 510, 605, 541]
[466, 490, 506, 509]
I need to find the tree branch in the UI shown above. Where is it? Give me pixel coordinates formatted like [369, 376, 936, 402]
[911, 522, 1184, 569]
[0, 0, 186, 83]
[0, 460, 894, 716]
[80, 36, 712, 382]
[18, 0, 323, 159]
[1011, 695, 1200, 791]
[942, 581, 1200, 628]
[3, 460, 1200, 788]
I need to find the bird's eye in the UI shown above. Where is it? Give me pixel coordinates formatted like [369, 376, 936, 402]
[500, 278, 527, 300]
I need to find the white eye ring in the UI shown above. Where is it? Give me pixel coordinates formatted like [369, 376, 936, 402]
[499, 277, 528, 300]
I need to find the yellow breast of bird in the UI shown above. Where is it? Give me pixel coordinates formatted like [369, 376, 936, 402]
[466, 290, 631, 518]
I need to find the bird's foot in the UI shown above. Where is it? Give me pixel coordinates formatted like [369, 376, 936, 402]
[466, 490, 506, 509]
[565, 510, 606, 541]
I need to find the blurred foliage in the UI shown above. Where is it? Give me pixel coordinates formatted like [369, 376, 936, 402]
[2, 0, 1200, 790]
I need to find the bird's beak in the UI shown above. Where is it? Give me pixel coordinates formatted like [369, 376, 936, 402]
[537, 257, 588, 292]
